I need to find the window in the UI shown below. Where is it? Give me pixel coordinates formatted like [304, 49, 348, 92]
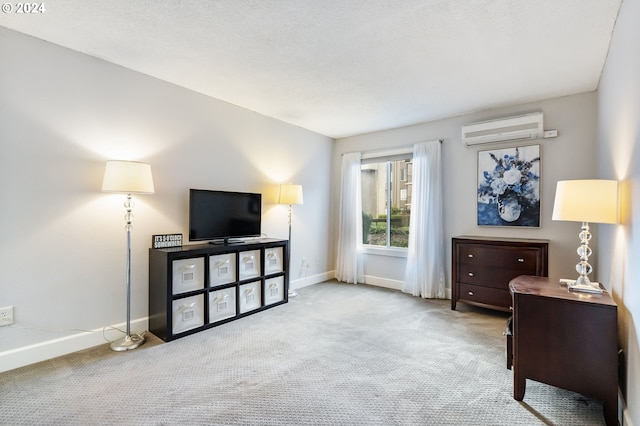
[361, 154, 412, 248]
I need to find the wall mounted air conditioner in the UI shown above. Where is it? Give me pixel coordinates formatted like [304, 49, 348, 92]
[461, 112, 544, 146]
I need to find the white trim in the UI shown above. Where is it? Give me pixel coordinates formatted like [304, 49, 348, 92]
[363, 275, 403, 290]
[362, 246, 408, 258]
[290, 270, 334, 290]
[353, 273, 453, 300]
[0, 317, 148, 373]
[365, 275, 452, 299]
[619, 388, 632, 426]
[361, 146, 413, 160]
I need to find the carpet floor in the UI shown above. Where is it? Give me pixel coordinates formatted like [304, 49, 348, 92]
[0, 281, 607, 425]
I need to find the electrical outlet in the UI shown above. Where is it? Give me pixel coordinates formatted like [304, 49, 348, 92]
[0, 306, 13, 326]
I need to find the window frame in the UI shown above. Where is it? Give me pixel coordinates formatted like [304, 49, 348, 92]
[360, 148, 413, 254]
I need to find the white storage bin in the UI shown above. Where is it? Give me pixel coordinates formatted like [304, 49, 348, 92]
[239, 280, 262, 313]
[209, 253, 236, 286]
[238, 250, 261, 280]
[264, 247, 284, 275]
[209, 287, 236, 323]
[172, 294, 204, 334]
[264, 276, 285, 306]
[172, 258, 205, 295]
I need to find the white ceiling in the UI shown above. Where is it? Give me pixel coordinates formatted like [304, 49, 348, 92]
[0, 0, 622, 138]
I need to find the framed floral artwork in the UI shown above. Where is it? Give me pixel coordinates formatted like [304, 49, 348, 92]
[477, 144, 540, 227]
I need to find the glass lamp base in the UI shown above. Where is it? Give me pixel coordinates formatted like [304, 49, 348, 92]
[110, 333, 145, 351]
[567, 277, 603, 294]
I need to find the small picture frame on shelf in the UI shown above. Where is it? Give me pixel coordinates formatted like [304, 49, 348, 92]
[152, 233, 183, 248]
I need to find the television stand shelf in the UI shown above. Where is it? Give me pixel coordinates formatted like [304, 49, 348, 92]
[149, 238, 289, 342]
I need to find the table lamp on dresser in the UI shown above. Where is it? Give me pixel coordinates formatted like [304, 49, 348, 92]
[551, 179, 618, 294]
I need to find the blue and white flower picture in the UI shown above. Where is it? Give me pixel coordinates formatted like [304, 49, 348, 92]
[477, 145, 540, 227]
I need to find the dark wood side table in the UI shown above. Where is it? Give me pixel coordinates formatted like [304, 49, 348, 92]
[508, 275, 618, 426]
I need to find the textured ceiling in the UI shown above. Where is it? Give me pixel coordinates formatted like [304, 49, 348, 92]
[0, 0, 622, 138]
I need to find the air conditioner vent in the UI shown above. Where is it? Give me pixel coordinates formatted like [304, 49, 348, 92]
[462, 112, 544, 146]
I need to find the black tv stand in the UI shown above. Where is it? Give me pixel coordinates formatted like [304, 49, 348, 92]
[149, 238, 289, 342]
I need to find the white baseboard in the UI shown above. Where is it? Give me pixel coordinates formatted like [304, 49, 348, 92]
[363, 274, 403, 290]
[619, 388, 633, 426]
[291, 270, 334, 290]
[361, 274, 452, 299]
[0, 318, 148, 373]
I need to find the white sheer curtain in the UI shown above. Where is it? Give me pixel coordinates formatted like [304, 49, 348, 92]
[403, 141, 445, 298]
[336, 152, 364, 284]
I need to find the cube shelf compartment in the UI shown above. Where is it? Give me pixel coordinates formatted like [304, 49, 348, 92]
[149, 238, 289, 342]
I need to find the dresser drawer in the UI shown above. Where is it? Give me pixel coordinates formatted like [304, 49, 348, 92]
[171, 257, 205, 295]
[459, 283, 511, 311]
[452, 237, 548, 312]
[458, 245, 541, 270]
[458, 264, 537, 288]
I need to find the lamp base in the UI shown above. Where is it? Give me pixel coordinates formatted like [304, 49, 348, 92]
[561, 278, 603, 294]
[110, 333, 145, 352]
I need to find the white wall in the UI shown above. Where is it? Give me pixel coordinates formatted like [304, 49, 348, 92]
[597, 0, 640, 423]
[0, 28, 334, 371]
[332, 92, 599, 290]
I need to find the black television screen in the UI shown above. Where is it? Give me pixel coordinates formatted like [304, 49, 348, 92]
[189, 189, 262, 243]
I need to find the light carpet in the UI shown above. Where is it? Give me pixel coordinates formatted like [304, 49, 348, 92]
[0, 281, 607, 425]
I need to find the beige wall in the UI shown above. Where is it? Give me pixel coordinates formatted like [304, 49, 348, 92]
[332, 92, 599, 290]
[0, 28, 334, 370]
[597, 0, 640, 422]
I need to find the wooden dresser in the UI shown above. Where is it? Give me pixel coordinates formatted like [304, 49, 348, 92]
[451, 236, 548, 312]
[508, 275, 618, 426]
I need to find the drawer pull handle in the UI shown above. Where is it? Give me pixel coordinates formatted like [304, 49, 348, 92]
[214, 294, 229, 302]
[517, 258, 524, 263]
[215, 259, 230, 267]
[467, 254, 474, 258]
[468, 272, 474, 277]
[468, 291, 474, 296]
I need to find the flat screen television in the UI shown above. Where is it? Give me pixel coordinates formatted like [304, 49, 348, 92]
[189, 189, 262, 244]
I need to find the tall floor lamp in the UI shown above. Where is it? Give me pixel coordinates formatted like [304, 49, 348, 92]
[552, 179, 617, 294]
[102, 160, 155, 351]
[278, 183, 303, 297]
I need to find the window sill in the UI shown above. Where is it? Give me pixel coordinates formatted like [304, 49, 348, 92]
[361, 246, 408, 258]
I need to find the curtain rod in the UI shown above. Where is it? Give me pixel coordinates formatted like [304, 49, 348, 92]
[341, 139, 444, 156]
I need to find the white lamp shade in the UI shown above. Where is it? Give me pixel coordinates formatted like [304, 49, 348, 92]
[278, 184, 303, 205]
[552, 179, 617, 224]
[101, 160, 155, 194]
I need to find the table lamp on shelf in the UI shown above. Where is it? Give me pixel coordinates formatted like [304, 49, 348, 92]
[278, 183, 303, 297]
[551, 179, 617, 294]
[102, 160, 155, 351]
